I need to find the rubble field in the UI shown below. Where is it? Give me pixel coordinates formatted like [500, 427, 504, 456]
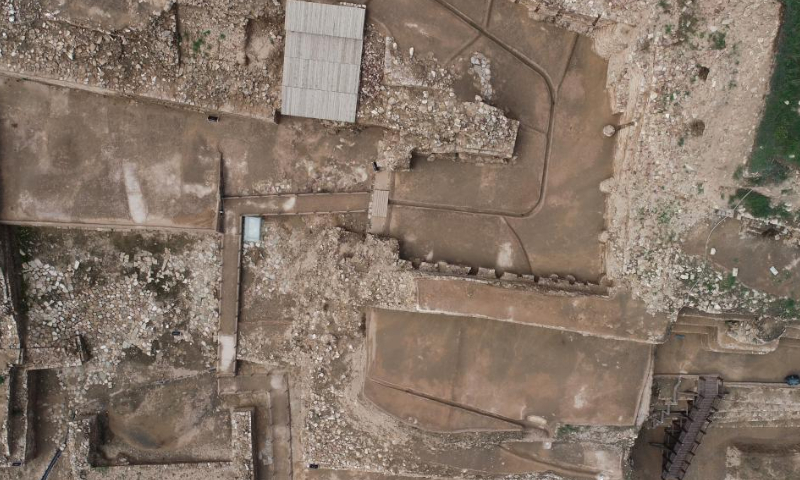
[0, 0, 798, 480]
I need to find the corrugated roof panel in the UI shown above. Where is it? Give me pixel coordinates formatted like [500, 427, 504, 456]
[282, 86, 358, 123]
[286, 1, 365, 39]
[371, 190, 389, 218]
[283, 57, 361, 94]
[281, 1, 365, 123]
[284, 33, 363, 65]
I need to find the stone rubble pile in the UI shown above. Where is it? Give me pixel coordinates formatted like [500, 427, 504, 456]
[470, 52, 494, 102]
[21, 231, 220, 395]
[238, 222, 416, 470]
[237, 220, 522, 474]
[0, 0, 283, 119]
[236, 219, 562, 476]
[358, 36, 519, 170]
[532, 0, 792, 319]
[24, 258, 165, 355]
[0, 258, 19, 351]
[669, 250, 795, 320]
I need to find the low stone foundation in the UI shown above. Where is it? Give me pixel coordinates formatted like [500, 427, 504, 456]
[68, 409, 255, 480]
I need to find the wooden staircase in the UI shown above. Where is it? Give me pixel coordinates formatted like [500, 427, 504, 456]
[662, 376, 724, 480]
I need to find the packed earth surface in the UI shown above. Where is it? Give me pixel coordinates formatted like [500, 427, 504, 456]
[0, 1, 798, 480]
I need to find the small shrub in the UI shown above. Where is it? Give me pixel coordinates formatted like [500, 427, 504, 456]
[721, 274, 737, 291]
[770, 298, 799, 320]
[709, 31, 727, 49]
[191, 30, 212, 53]
[192, 38, 204, 52]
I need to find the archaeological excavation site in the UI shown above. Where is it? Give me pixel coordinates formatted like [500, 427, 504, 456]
[0, 0, 800, 479]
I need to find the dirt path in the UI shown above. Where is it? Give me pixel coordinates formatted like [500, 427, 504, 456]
[222, 193, 369, 233]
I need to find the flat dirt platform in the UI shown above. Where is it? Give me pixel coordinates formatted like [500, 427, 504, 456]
[0, 77, 221, 230]
[364, 308, 654, 430]
[0, 76, 379, 230]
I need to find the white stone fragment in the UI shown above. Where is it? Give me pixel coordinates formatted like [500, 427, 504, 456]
[770, 266, 779, 276]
